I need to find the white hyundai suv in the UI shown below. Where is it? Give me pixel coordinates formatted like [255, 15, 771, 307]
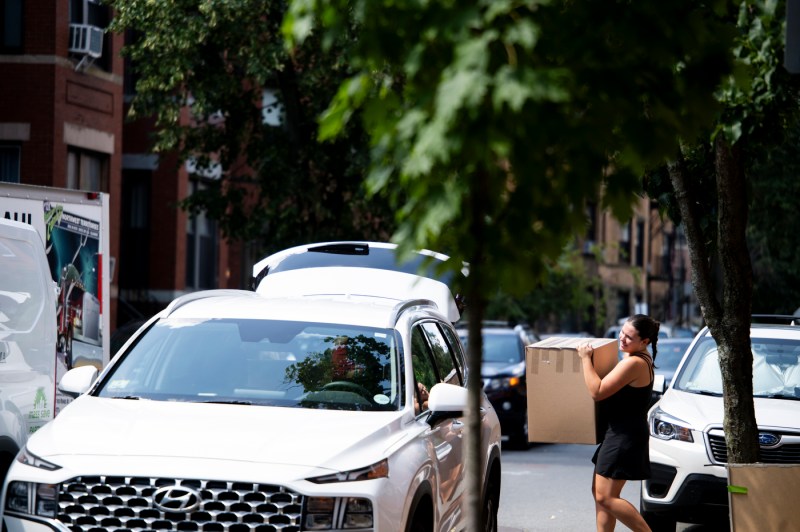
[1, 243, 502, 532]
[641, 316, 800, 530]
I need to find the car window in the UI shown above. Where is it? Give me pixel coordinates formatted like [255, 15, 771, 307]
[96, 318, 401, 411]
[411, 326, 438, 414]
[655, 340, 692, 373]
[673, 336, 800, 398]
[482, 333, 524, 364]
[0, 235, 46, 333]
[421, 322, 461, 386]
[438, 324, 466, 384]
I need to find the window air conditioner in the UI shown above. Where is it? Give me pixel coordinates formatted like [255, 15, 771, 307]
[68, 24, 104, 59]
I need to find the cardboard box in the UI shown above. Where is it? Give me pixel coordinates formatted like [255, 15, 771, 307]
[525, 337, 618, 444]
[728, 463, 800, 531]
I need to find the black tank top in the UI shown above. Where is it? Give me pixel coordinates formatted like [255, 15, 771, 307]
[599, 352, 654, 433]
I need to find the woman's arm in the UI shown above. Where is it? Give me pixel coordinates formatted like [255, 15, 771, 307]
[577, 344, 644, 401]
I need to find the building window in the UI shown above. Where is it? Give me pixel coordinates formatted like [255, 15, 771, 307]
[619, 221, 631, 262]
[69, 0, 110, 70]
[67, 148, 108, 191]
[1, 0, 23, 53]
[185, 180, 218, 290]
[0, 144, 20, 183]
[635, 218, 645, 267]
[120, 170, 151, 292]
[616, 290, 630, 321]
[583, 202, 597, 255]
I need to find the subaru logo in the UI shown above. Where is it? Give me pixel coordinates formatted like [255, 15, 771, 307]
[758, 432, 780, 447]
[152, 485, 201, 513]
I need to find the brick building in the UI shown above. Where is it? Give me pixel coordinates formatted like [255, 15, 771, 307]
[0, 1, 245, 334]
[583, 198, 699, 334]
[0, 0, 123, 326]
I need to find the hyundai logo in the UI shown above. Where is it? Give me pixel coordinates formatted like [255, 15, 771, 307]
[758, 432, 780, 447]
[152, 485, 201, 513]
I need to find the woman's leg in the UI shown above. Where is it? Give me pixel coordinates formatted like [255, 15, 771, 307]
[593, 474, 651, 532]
[592, 473, 616, 531]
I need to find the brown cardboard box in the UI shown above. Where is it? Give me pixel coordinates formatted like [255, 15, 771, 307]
[728, 464, 800, 531]
[525, 337, 618, 444]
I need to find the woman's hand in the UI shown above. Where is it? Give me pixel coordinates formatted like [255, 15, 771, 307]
[577, 343, 594, 360]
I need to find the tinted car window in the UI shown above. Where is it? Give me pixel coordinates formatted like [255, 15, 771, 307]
[439, 324, 466, 383]
[411, 326, 438, 413]
[97, 318, 401, 411]
[421, 322, 460, 385]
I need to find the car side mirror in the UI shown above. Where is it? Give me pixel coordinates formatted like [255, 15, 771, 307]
[58, 365, 99, 398]
[426, 383, 467, 426]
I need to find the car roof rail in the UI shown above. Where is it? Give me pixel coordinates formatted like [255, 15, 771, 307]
[390, 298, 439, 324]
[750, 314, 800, 326]
[163, 289, 256, 317]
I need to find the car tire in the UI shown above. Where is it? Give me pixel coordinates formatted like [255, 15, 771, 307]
[406, 495, 433, 532]
[506, 417, 530, 450]
[640, 503, 677, 532]
[482, 465, 501, 532]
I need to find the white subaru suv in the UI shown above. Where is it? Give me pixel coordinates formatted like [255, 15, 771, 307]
[641, 316, 800, 530]
[1, 242, 502, 532]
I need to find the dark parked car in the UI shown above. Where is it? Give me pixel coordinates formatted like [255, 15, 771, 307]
[458, 322, 538, 449]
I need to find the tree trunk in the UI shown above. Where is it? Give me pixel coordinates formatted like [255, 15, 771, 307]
[465, 169, 489, 530]
[667, 137, 758, 464]
[712, 136, 758, 464]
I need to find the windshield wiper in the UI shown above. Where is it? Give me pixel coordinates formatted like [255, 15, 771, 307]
[755, 393, 800, 400]
[110, 395, 142, 400]
[683, 389, 722, 397]
[200, 400, 252, 405]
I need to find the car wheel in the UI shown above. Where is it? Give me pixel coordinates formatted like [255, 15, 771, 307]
[640, 504, 677, 532]
[482, 466, 500, 532]
[406, 502, 433, 532]
[506, 417, 530, 450]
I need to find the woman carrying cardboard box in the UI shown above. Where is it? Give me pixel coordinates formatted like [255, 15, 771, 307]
[578, 314, 659, 532]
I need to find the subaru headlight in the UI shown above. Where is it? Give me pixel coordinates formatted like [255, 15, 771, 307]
[649, 406, 694, 442]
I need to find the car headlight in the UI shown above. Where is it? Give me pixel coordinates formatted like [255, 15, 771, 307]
[485, 376, 524, 392]
[649, 406, 694, 442]
[304, 497, 374, 530]
[303, 461, 384, 530]
[5, 481, 59, 518]
[307, 459, 388, 483]
[5, 448, 62, 519]
[16, 447, 62, 471]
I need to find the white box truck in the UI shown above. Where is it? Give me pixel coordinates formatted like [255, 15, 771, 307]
[0, 183, 111, 484]
[0, 218, 58, 485]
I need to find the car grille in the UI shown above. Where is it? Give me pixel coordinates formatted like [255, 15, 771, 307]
[57, 476, 304, 531]
[707, 430, 800, 464]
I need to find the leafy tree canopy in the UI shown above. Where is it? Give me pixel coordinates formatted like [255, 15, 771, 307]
[108, 0, 395, 252]
[285, 0, 736, 294]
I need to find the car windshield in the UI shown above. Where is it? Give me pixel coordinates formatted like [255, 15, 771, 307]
[96, 318, 402, 411]
[655, 340, 692, 374]
[460, 331, 524, 364]
[673, 336, 800, 398]
[0, 236, 46, 334]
